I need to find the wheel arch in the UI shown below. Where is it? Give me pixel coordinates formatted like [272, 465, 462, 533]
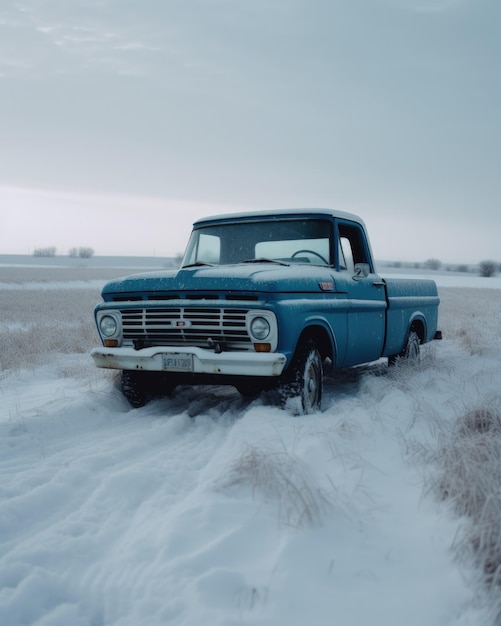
[290, 321, 336, 368]
[408, 314, 427, 344]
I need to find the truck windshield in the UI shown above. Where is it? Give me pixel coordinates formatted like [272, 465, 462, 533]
[182, 218, 333, 267]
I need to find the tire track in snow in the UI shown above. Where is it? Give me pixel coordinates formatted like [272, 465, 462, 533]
[1, 366, 250, 625]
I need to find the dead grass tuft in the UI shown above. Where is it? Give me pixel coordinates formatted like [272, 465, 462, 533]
[225, 444, 331, 528]
[434, 399, 501, 590]
[455, 406, 501, 437]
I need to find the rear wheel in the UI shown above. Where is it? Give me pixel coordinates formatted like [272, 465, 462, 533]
[279, 339, 323, 415]
[388, 330, 420, 366]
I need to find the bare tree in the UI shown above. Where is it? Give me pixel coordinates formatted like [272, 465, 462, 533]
[78, 247, 95, 259]
[69, 247, 95, 259]
[479, 260, 497, 278]
[424, 258, 442, 271]
[34, 247, 57, 257]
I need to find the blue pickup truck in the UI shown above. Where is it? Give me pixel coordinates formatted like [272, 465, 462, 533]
[91, 209, 441, 413]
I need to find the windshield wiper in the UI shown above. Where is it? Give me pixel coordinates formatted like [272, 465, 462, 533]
[241, 258, 289, 266]
[181, 262, 214, 269]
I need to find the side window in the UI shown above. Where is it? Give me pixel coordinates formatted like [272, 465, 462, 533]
[197, 233, 220, 264]
[339, 237, 354, 273]
[337, 222, 370, 272]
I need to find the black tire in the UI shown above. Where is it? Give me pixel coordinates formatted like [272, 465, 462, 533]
[121, 370, 152, 408]
[235, 380, 264, 399]
[279, 339, 323, 415]
[120, 370, 175, 408]
[388, 330, 420, 366]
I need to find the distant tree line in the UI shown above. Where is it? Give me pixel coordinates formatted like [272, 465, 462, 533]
[69, 247, 95, 259]
[33, 247, 95, 259]
[33, 246, 57, 257]
[386, 258, 500, 277]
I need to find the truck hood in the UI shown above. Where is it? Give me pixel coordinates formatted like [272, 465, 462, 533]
[101, 263, 336, 299]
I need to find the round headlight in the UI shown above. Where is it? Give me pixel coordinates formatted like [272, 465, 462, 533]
[250, 316, 270, 341]
[100, 315, 118, 337]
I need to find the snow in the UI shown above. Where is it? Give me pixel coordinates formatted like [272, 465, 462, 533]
[0, 280, 108, 291]
[383, 272, 501, 290]
[1, 268, 500, 625]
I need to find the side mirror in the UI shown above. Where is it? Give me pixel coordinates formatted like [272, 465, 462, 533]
[353, 263, 370, 280]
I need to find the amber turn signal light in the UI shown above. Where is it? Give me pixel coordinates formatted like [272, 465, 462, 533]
[254, 343, 271, 352]
[104, 339, 119, 347]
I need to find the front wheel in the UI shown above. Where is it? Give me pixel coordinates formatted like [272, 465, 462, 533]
[279, 340, 323, 415]
[235, 381, 264, 399]
[120, 371, 175, 408]
[121, 370, 151, 408]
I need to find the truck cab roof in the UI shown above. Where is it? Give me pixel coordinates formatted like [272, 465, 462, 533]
[193, 208, 367, 227]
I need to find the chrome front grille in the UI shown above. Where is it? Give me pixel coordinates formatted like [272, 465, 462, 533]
[121, 307, 252, 349]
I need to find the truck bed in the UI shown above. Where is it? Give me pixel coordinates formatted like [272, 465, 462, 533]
[382, 277, 440, 357]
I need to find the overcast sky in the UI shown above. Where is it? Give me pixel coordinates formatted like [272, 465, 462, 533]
[0, 0, 500, 263]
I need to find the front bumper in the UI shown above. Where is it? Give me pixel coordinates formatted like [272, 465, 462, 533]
[91, 346, 287, 377]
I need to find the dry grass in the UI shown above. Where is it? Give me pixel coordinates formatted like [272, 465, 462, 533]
[0, 288, 100, 373]
[424, 288, 501, 616]
[434, 401, 501, 589]
[225, 443, 331, 528]
[438, 287, 501, 356]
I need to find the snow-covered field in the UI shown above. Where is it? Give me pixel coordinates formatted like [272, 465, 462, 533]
[1, 261, 501, 625]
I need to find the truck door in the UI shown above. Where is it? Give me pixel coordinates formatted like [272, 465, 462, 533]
[336, 220, 386, 366]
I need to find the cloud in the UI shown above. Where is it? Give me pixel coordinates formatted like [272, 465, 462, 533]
[1, 0, 499, 265]
[0, 2, 159, 79]
[114, 42, 161, 52]
[398, 0, 468, 13]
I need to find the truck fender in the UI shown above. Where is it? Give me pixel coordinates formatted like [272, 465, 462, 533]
[407, 313, 427, 344]
[289, 319, 338, 371]
[389, 314, 426, 360]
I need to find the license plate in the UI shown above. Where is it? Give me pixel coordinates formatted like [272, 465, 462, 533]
[162, 354, 193, 372]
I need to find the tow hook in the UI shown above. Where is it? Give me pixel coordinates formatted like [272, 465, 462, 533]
[207, 338, 223, 354]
